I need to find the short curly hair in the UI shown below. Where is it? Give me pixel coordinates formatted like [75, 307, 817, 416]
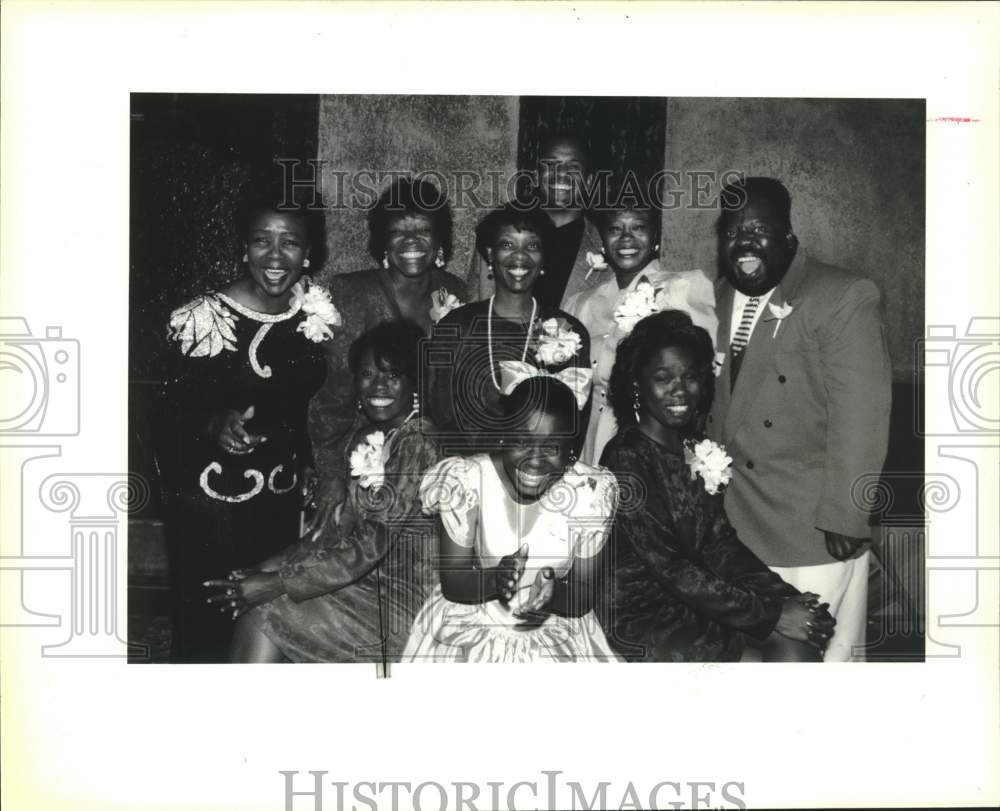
[607, 310, 715, 429]
[367, 176, 454, 265]
[237, 184, 328, 272]
[347, 319, 425, 384]
[474, 202, 557, 262]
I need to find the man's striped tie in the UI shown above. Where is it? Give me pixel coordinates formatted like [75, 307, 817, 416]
[729, 295, 761, 387]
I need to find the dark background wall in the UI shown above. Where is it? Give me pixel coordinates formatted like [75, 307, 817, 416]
[663, 97, 925, 382]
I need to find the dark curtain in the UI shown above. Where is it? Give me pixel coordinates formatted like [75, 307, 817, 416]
[517, 95, 667, 182]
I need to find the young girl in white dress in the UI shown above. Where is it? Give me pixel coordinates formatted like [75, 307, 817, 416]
[403, 371, 620, 662]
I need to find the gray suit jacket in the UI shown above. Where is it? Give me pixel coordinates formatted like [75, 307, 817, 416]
[465, 215, 605, 307]
[707, 251, 892, 567]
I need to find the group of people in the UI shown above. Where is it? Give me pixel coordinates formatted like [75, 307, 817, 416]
[160, 134, 892, 664]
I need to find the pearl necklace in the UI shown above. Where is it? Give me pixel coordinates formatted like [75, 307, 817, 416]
[487, 295, 538, 391]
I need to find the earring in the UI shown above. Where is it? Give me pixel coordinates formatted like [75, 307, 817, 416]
[487, 262, 493, 281]
[303, 258, 310, 269]
[242, 252, 248, 263]
[539, 268, 546, 276]
[357, 399, 364, 413]
[568, 450, 578, 464]
[382, 252, 390, 270]
[434, 247, 446, 268]
[412, 391, 420, 412]
[632, 387, 641, 423]
[653, 244, 660, 253]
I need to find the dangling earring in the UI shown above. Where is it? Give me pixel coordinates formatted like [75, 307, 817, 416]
[242, 252, 248, 264]
[486, 262, 493, 281]
[411, 391, 420, 412]
[568, 450, 578, 464]
[434, 247, 446, 268]
[539, 267, 546, 276]
[632, 386, 642, 423]
[653, 244, 660, 254]
[302, 258, 310, 269]
[382, 252, 390, 270]
[357, 399, 364, 413]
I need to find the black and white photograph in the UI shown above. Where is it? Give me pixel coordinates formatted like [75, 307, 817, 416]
[2, 3, 997, 810]
[128, 93, 925, 667]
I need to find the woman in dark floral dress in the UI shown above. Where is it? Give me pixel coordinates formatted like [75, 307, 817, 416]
[206, 321, 440, 663]
[598, 310, 836, 662]
[426, 203, 591, 454]
[307, 177, 466, 537]
[161, 193, 333, 662]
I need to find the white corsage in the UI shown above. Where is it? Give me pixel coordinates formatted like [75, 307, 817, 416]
[584, 250, 609, 280]
[430, 287, 463, 323]
[534, 318, 583, 366]
[712, 351, 727, 378]
[684, 438, 733, 495]
[290, 282, 342, 343]
[349, 431, 387, 489]
[612, 280, 666, 335]
[766, 301, 794, 338]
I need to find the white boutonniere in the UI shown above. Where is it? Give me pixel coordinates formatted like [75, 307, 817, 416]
[712, 351, 727, 378]
[290, 282, 342, 342]
[612, 280, 666, 335]
[767, 301, 794, 338]
[429, 287, 463, 323]
[683, 438, 733, 495]
[534, 317, 583, 367]
[584, 251, 609, 280]
[349, 431, 387, 489]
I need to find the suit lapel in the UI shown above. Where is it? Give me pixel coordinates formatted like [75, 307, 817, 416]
[722, 251, 808, 438]
[561, 217, 606, 307]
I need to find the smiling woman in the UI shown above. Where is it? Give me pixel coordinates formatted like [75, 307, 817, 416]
[425, 202, 591, 453]
[306, 177, 466, 544]
[159, 186, 331, 662]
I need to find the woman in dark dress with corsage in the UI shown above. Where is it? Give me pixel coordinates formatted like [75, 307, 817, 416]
[426, 203, 591, 453]
[162, 192, 335, 662]
[205, 320, 441, 664]
[307, 177, 466, 537]
[598, 310, 836, 662]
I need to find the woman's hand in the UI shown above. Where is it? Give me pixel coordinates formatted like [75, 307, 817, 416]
[774, 592, 836, 650]
[494, 543, 529, 604]
[203, 569, 284, 620]
[301, 476, 347, 541]
[513, 567, 556, 628]
[210, 405, 267, 455]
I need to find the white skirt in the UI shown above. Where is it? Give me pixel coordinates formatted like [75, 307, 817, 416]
[402, 586, 620, 663]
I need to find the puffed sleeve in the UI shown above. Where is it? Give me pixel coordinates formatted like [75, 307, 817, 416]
[419, 456, 480, 547]
[569, 466, 619, 559]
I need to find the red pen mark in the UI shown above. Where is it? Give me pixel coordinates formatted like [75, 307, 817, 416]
[928, 116, 980, 123]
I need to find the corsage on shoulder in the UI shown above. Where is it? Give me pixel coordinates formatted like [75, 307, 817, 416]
[683, 438, 733, 495]
[612, 280, 666, 335]
[349, 431, 387, 490]
[534, 317, 583, 366]
[290, 282, 342, 342]
[430, 287, 463, 323]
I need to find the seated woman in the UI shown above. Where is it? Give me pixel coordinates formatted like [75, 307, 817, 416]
[427, 203, 591, 453]
[403, 372, 619, 663]
[307, 176, 466, 537]
[204, 320, 440, 663]
[598, 310, 835, 662]
[564, 184, 717, 465]
[161, 186, 332, 663]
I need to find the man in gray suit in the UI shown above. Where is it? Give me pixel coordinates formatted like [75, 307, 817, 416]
[708, 177, 892, 661]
